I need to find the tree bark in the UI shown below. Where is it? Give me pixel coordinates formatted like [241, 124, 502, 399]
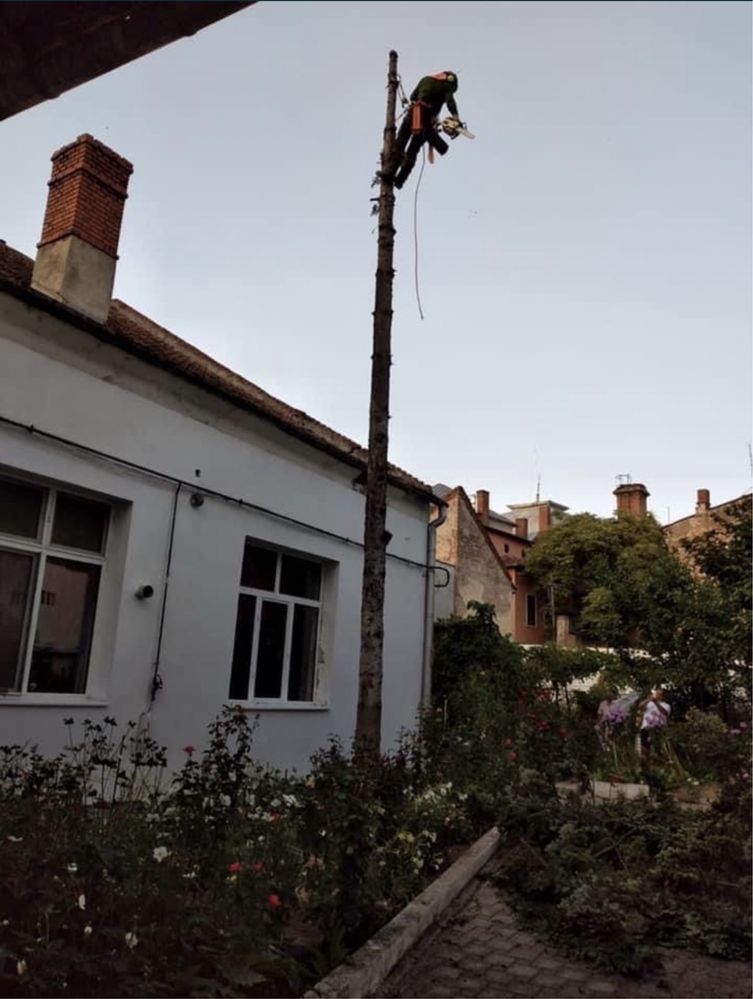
[355, 50, 399, 755]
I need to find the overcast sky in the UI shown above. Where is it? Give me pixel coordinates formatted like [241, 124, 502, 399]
[2, 1, 750, 521]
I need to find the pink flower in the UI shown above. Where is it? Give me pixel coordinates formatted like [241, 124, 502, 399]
[251, 861, 265, 873]
[506, 751, 517, 762]
[227, 861, 243, 874]
[267, 812, 282, 824]
[267, 893, 282, 910]
[182, 745, 196, 756]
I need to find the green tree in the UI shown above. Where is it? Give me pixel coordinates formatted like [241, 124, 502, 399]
[525, 499, 752, 711]
[524, 512, 691, 649]
[673, 495, 752, 703]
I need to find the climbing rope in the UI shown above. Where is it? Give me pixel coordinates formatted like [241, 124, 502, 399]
[413, 146, 427, 320]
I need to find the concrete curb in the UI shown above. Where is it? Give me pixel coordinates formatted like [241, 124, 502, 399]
[303, 826, 500, 999]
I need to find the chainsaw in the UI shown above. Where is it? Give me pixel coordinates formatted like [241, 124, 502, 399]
[440, 116, 475, 140]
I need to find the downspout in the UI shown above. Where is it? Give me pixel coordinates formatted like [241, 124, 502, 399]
[421, 503, 448, 708]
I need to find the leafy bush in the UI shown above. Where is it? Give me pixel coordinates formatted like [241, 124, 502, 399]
[0, 707, 485, 998]
[495, 791, 752, 974]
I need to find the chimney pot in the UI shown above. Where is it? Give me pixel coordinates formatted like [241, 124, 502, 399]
[31, 134, 133, 322]
[696, 489, 710, 512]
[476, 490, 490, 525]
[515, 517, 528, 539]
[538, 504, 551, 532]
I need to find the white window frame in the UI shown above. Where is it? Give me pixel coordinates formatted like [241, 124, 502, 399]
[0, 473, 110, 697]
[229, 543, 325, 708]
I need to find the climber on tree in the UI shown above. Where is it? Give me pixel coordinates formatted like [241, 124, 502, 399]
[390, 71, 462, 189]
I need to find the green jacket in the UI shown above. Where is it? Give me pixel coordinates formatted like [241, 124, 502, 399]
[411, 75, 459, 118]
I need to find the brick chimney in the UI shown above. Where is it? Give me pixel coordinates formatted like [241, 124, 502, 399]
[476, 490, 490, 525]
[538, 504, 551, 532]
[31, 134, 133, 323]
[696, 489, 710, 512]
[613, 482, 650, 517]
[515, 517, 528, 539]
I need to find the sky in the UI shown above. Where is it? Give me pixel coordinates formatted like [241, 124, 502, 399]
[1, 1, 750, 522]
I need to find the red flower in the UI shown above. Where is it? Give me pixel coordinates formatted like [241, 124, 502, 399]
[506, 751, 517, 762]
[227, 861, 243, 874]
[252, 861, 265, 873]
[267, 812, 282, 824]
[268, 893, 282, 910]
[182, 745, 196, 756]
[504, 737, 514, 748]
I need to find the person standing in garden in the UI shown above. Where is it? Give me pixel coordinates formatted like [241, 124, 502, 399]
[638, 686, 671, 764]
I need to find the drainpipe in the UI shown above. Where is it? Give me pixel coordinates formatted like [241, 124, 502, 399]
[421, 503, 447, 708]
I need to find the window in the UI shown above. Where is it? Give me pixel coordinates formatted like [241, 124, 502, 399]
[526, 594, 537, 628]
[229, 541, 323, 704]
[0, 474, 110, 695]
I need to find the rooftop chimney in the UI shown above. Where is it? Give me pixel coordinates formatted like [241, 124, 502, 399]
[476, 490, 490, 525]
[515, 517, 528, 539]
[31, 134, 133, 323]
[696, 489, 710, 512]
[538, 504, 551, 532]
[613, 482, 650, 517]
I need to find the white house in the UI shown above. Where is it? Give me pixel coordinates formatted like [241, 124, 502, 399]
[0, 135, 443, 773]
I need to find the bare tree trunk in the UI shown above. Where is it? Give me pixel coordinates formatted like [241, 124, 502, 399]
[355, 50, 399, 755]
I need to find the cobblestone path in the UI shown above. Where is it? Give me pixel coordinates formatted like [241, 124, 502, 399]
[376, 874, 752, 999]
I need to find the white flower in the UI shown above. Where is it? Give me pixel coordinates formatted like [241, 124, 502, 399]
[0, 919, 8, 927]
[228, 771, 237, 783]
[182, 872, 197, 880]
[67, 863, 78, 874]
[152, 846, 170, 863]
[219, 794, 231, 808]
[83, 925, 93, 936]
[282, 794, 298, 808]
[125, 932, 138, 949]
[16, 960, 27, 976]
[7, 835, 22, 843]
[77, 894, 86, 911]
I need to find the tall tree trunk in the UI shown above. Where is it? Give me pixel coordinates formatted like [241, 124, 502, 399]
[355, 50, 399, 755]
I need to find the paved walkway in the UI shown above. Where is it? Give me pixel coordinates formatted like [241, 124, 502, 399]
[375, 871, 752, 999]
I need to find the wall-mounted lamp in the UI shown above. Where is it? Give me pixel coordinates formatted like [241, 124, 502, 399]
[135, 584, 155, 600]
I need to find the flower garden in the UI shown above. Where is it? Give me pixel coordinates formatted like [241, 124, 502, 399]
[1, 604, 750, 996]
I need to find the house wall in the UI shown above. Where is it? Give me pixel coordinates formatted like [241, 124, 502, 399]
[0, 292, 429, 773]
[484, 530, 547, 644]
[433, 562, 455, 621]
[664, 511, 713, 550]
[434, 492, 513, 634]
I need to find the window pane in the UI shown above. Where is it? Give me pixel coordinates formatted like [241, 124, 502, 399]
[228, 594, 256, 700]
[288, 605, 318, 702]
[253, 601, 287, 698]
[51, 493, 109, 553]
[28, 558, 100, 694]
[240, 543, 277, 591]
[280, 554, 321, 600]
[526, 595, 536, 627]
[0, 477, 45, 539]
[0, 549, 35, 690]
